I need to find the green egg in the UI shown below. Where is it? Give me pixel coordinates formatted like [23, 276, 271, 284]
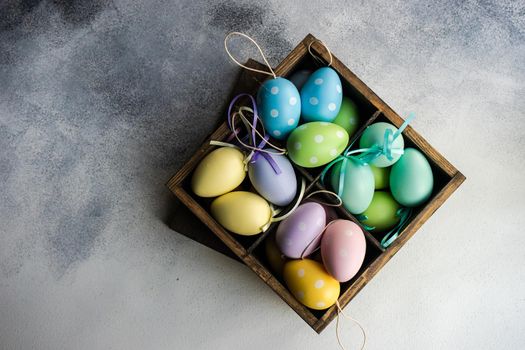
[359, 191, 401, 232]
[359, 122, 404, 167]
[287, 122, 349, 168]
[330, 157, 374, 214]
[390, 148, 434, 207]
[371, 165, 390, 189]
[332, 97, 360, 138]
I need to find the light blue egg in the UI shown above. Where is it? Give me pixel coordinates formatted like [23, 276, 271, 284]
[330, 158, 375, 214]
[257, 77, 301, 140]
[248, 149, 297, 206]
[300, 67, 343, 122]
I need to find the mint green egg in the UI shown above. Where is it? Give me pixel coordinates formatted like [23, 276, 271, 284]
[359, 191, 400, 232]
[330, 158, 374, 214]
[370, 165, 390, 189]
[287, 122, 349, 168]
[333, 97, 360, 138]
[390, 148, 434, 207]
[359, 122, 404, 167]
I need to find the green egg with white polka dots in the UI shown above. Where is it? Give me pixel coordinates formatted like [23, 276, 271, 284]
[286, 122, 349, 168]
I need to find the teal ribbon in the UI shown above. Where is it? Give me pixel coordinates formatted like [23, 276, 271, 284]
[380, 207, 412, 248]
[355, 214, 375, 231]
[343, 113, 416, 165]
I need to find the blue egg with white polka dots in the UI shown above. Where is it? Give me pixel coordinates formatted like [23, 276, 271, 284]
[256, 77, 301, 140]
[300, 67, 343, 122]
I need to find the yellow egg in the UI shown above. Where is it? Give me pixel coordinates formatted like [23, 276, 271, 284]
[283, 259, 340, 310]
[191, 147, 246, 197]
[210, 191, 272, 235]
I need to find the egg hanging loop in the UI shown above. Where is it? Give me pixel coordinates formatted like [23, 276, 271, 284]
[308, 38, 333, 67]
[224, 32, 277, 79]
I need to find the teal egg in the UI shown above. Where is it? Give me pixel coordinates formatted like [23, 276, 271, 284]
[390, 148, 434, 207]
[300, 67, 343, 122]
[330, 158, 374, 214]
[257, 77, 301, 140]
[359, 122, 404, 167]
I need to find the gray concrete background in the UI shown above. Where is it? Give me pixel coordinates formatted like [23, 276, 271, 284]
[1, 0, 524, 349]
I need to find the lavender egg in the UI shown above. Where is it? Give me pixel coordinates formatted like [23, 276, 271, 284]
[276, 202, 326, 258]
[248, 150, 297, 207]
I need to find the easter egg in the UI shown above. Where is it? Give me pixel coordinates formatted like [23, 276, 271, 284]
[300, 67, 343, 122]
[264, 233, 287, 277]
[287, 122, 349, 168]
[257, 77, 300, 140]
[210, 191, 271, 235]
[275, 202, 326, 259]
[289, 69, 312, 91]
[332, 97, 360, 138]
[248, 150, 297, 206]
[359, 122, 404, 167]
[283, 259, 340, 310]
[191, 147, 245, 197]
[321, 220, 366, 282]
[330, 158, 374, 214]
[390, 148, 434, 207]
[371, 165, 390, 189]
[359, 191, 401, 232]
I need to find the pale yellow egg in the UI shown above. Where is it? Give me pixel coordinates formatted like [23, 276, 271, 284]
[211, 191, 272, 236]
[191, 147, 245, 197]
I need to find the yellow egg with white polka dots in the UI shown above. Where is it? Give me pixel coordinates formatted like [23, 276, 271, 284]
[283, 259, 340, 310]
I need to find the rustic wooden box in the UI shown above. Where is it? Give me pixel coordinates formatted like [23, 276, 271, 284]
[167, 34, 465, 333]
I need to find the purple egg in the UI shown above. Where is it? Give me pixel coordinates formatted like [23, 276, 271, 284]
[275, 202, 326, 258]
[248, 150, 297, 206]
[304, 199, 339, 223]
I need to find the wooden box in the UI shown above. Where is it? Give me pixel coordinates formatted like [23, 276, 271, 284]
[167, 34, 465, 333]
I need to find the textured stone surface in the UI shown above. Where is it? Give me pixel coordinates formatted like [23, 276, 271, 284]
[1, 1, 524, 349]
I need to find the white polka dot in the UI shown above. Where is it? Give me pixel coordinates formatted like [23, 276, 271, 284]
[336, 85, 342, 93]
[310, 156, 318, 164]
[298, 124, 307, 130]
[289, 96, 297, 106]
[285, 238, 293, 246]
[314, 78, 323, 85]
[340, 249, 348, 257]
[273, 130, 281, 137]
[330, 148, 338, 156]
[328, 103, 337, 111]
[297, 269, 305, 277]
[345, 230, 354, 237]
[288, 118, 295, 126]
[314, 280, 325, 289]
[271, 86, 279, 95]
[297, 291, 305, 299]
[294, 142, 302, 150]
[298, 222, 306, 231]
[314, 135, 324, 143]
[270, 109, 279, 118]
[309, 97, 319, 105]
[316, 301, 326, 308]
[336, 131, 345, 138]
[349, 117, 357, 125]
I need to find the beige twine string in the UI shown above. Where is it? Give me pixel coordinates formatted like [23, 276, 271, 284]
[224, 32, 277, 79]
[305, 189, 342, 207]
[335, 300, 367, 350]
[307, 38, 333, 67]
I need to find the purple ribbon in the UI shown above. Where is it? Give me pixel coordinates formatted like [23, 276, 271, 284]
[227, 93, 282, 175]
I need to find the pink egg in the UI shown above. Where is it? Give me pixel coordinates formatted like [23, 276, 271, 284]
[275, 202, 326, 259]
[321, 220, 366, 282]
